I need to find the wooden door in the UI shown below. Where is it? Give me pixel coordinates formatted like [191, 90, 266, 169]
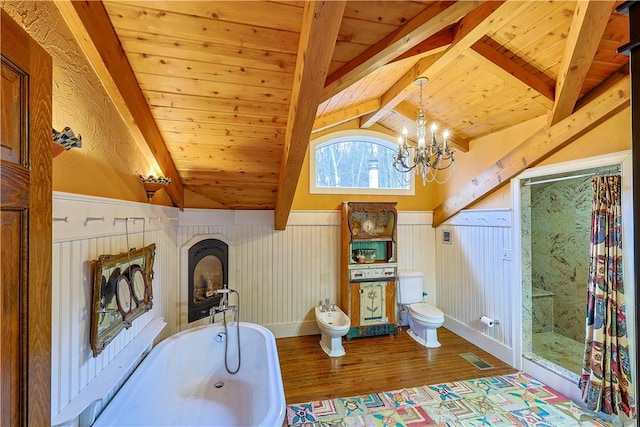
[1, 10, 52, 426]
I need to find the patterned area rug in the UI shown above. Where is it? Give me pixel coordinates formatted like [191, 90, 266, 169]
[286, 372, 614, 426]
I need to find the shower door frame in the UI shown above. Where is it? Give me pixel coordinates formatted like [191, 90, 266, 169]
[511, 150, 635, 403]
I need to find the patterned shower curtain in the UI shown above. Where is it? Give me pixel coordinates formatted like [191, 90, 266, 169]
[579, 175, 635, 417]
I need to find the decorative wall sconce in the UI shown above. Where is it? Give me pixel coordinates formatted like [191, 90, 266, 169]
[52, 127, 82, 158]
[140, 175, 172, 201]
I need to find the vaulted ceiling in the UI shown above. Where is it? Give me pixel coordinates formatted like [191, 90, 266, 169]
[56, 1, 629, 229]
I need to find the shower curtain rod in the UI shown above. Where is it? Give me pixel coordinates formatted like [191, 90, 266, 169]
[522, 168, 621, 186]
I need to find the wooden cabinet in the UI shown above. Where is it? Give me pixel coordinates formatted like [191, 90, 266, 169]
[340, 202, 397, 339]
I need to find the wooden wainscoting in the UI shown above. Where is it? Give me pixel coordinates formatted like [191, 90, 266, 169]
[277, 327, 517, 404]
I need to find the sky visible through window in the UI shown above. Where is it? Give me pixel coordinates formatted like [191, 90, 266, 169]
[315, 137, 409, 190]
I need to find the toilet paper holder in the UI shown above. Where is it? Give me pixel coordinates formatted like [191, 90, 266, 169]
[479, 315, 499, 326]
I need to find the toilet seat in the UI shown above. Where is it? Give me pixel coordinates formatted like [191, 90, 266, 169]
[409, 303, 444, 322]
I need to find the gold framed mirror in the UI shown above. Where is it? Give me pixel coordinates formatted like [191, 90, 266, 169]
[90, 244, 156, 357]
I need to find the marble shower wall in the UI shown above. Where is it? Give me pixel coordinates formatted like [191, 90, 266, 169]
[530, 177, 592, 342]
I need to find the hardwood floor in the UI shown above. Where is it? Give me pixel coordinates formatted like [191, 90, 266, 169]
[276, 327, 518, 404]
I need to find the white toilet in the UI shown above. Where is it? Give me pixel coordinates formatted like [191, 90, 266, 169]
[397, 271, 445, 348]
[315, 304, 350, 357]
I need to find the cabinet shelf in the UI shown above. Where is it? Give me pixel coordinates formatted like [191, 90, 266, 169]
[351, 236, 394, 242]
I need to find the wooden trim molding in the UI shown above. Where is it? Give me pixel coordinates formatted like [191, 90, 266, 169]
[1, 9, 52, 425]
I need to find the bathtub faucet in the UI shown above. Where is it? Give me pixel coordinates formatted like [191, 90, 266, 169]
[209, 288, 238, 323]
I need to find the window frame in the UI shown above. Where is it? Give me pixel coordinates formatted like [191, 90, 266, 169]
[309, 129, 415, 195]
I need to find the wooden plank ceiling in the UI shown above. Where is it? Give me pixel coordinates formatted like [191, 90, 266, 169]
[58, 1, 628, 228]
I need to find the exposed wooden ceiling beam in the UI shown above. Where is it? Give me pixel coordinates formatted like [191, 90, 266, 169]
[468, 39, 555, 109]
[320, 1, 481, 103]
[312, 98, 381, 133]
[393, 101, 470, 152]
[548, 0, 615, 126]
[360, 1, 515, 130]
[360, 52, 444, 128]
[432, 70, 630, 227]
[274, 1, 346, 230]
[55, 0, 185, 208]
[387, 27, 453, 64]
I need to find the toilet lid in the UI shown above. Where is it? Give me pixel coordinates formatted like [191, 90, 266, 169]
[409, 303, 444, 321]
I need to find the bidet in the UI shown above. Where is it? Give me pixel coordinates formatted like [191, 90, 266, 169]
[315, 305, 350, 357]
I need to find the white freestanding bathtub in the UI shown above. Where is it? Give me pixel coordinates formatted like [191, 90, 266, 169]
[93, 322, 286, 426]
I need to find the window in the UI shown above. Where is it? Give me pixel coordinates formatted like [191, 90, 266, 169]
[309, 130, 414, 195]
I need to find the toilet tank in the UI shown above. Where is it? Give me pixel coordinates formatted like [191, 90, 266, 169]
[397, 271, 424, 304]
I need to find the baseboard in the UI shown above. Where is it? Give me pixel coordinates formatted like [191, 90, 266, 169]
[521, 358, 580, 401]
[444, 316, 514, 366]
[265, 320, 320, 339]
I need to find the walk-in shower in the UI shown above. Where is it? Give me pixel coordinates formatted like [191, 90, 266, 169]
[520, 165, 620, 378]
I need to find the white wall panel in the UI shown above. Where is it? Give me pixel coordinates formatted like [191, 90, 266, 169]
[51, 193, 179, 423]
[436, 209, 513, 362]
[177, 210, 433, 335]
[52, 202, 435, 423]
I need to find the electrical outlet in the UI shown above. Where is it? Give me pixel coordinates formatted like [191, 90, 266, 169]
[502, 249, 511, 261]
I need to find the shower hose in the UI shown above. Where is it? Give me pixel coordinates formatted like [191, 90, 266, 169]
[219, 288, 241, 374]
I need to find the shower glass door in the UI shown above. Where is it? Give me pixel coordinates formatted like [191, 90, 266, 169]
[520, 165, 618, 376]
